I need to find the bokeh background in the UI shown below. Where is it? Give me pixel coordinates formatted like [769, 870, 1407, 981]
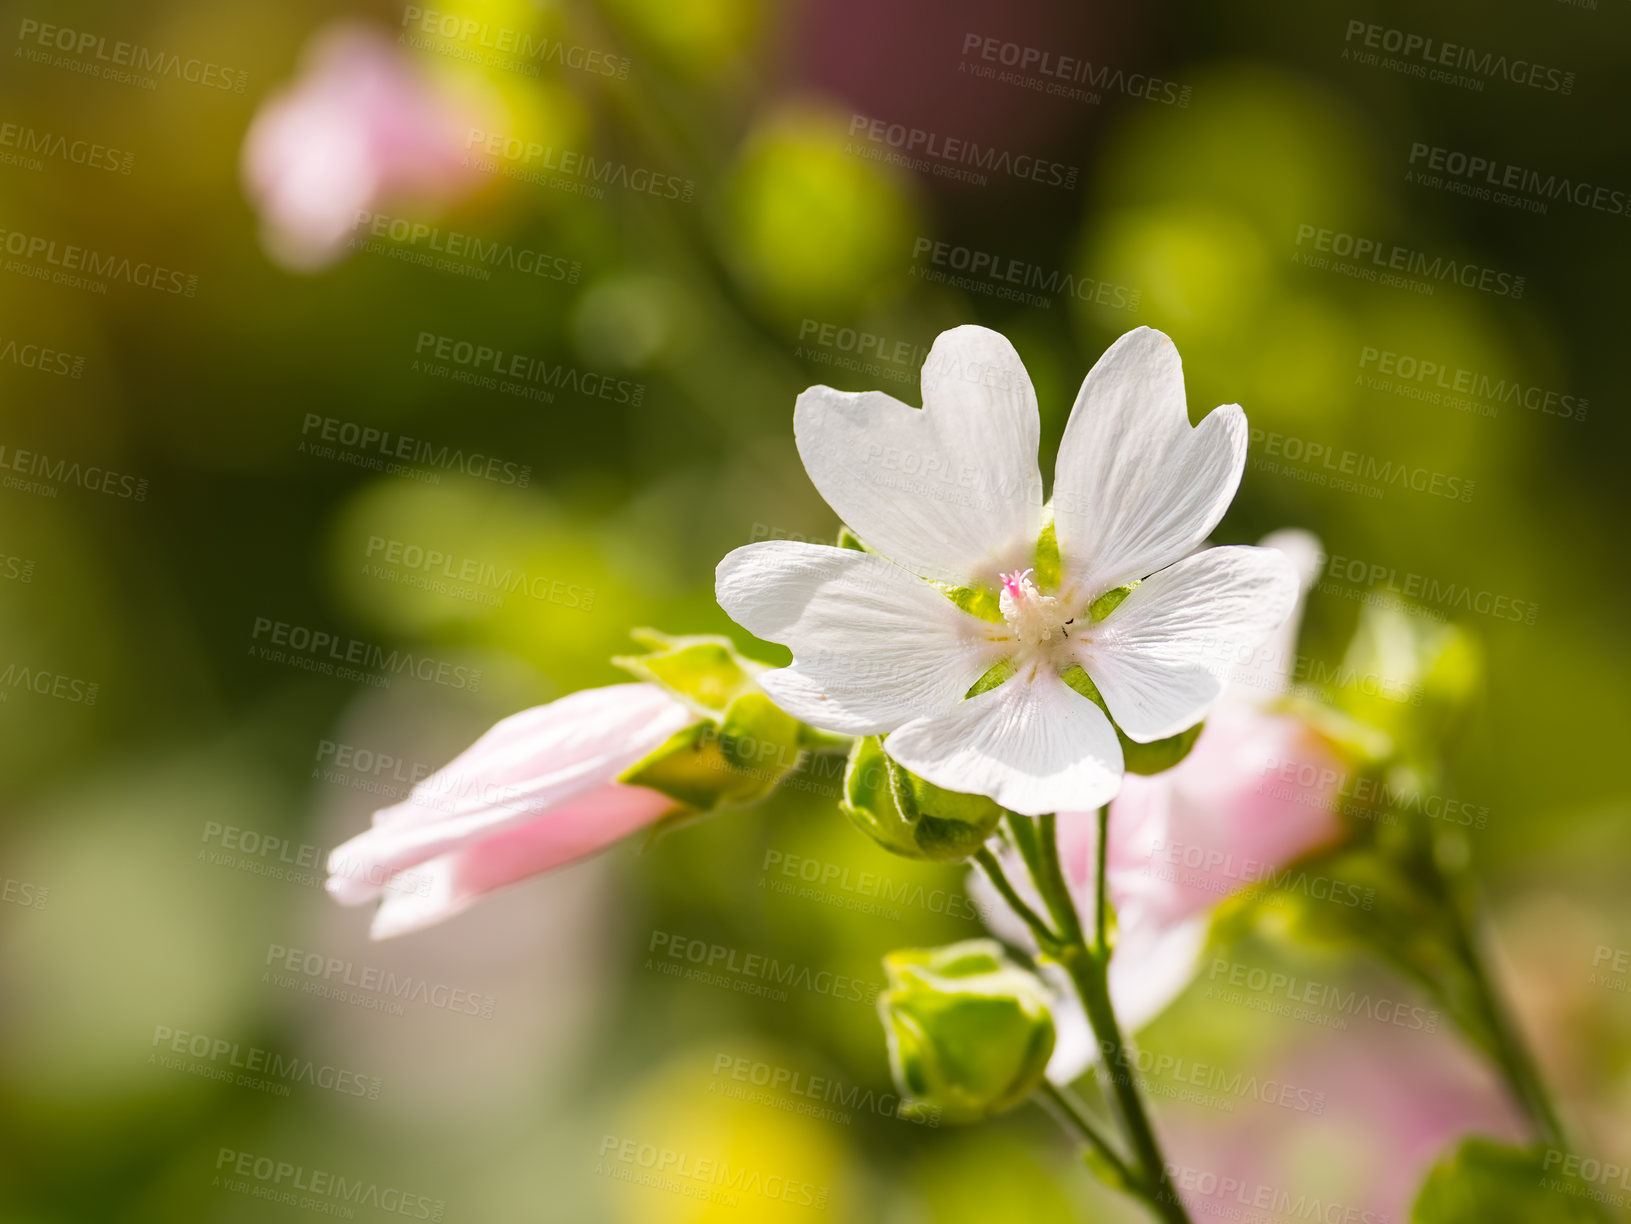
[2, 0, 1628, 1220]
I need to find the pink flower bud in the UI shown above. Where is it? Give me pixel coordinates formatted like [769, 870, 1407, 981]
[326, 684, 696, 938]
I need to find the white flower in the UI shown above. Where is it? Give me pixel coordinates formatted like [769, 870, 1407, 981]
[716, 326, 1298, 815]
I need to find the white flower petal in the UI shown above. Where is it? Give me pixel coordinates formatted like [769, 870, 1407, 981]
[1235, 528, 1324, 695]
[794, 325, 1044, 586]
[1052, 328, 1247, 602]
[715, 540, 1005, 735]
[1075, 545, 1299, 743]
[884, 665, 1124, 816]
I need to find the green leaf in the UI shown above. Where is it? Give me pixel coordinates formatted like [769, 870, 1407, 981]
[1412, 1138, 1602, 1223]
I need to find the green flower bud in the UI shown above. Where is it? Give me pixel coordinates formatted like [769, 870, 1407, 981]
[842, 736, 1005, 861]
[879, 940, 1055, 1124]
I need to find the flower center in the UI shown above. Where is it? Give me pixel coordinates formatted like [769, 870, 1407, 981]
[998, 569, 1064, 648]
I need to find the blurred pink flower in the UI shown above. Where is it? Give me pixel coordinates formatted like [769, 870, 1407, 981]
[327, 684, 695, 939]
[241, 23, 480, 270]
[1082, 530, 1346, 936]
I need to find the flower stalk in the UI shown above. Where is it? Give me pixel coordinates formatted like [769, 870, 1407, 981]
[979, 812, 1193, 1224]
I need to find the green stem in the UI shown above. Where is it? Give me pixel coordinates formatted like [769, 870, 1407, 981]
[1025, 811, 1191, 1224]
[1036, 1080, 1139, 1191]
[1445, 888, 1566, 1145]
[1063, 950, 1190, 1224]
[1094, 805, 1110, 951]
[974, 847, 1055, 948]
[1037, 812, 1085, 944]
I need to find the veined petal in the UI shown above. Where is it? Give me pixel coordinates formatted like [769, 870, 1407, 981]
[715, 540, 1005, 735]
[1074, 545, 1299, 743]
[794, 325, 1045, 586]
[1052, 328, 1247, 603]
[884, 665, 1124, 817]
[366, 783, 673, 939]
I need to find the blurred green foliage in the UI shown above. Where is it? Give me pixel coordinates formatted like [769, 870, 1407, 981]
[2, 0, 1629, 1220]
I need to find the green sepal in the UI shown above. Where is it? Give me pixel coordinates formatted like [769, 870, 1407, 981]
[1411, 1138, 1600, 1223]
[1033, 515, 1061, 591]
[619, 691, 803, 815]
[1060, 665, 1201, 775]
[964, 658, 1016, 698]
[836, 525, 871, 552]
[939, 582, 1005, 624]
[612, 628, 764, 718]
[1088, 582, 1136, 622]
[842, 737, 1005, 861]
[878, 939, 1055, 1125]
